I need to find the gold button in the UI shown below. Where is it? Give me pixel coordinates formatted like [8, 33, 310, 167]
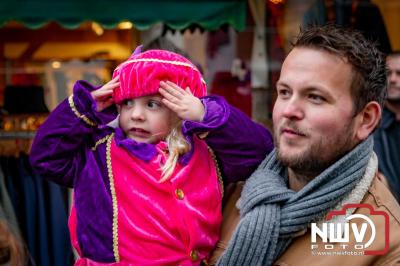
[175, 189, 184, 200]
[190, 249, 199, 261]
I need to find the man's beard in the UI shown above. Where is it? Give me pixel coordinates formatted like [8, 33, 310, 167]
[274, 121, 357, 178]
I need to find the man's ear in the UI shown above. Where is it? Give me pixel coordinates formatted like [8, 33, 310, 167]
[354, 101, 381, 140]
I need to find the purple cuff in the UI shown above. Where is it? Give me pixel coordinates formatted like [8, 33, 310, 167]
[182, 95, 230, 135]
[195, 96, 274, 183]
[179, 95, 230, 165]
[73, 80, 118, 126]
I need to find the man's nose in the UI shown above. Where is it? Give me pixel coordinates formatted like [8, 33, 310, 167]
[281, 98, 304, 120]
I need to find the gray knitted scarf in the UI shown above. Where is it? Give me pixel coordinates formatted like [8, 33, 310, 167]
[217, 136, 374, 266]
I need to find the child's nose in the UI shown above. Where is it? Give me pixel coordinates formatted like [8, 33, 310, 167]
[130, 105, 145, 120]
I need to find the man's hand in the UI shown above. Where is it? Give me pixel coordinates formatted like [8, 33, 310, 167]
[91, 76, 120, 112]
[159, 81, 205, 122]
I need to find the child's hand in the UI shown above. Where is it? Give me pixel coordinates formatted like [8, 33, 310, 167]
[160, 81, 205, 122]
[91, 76, 120, 112]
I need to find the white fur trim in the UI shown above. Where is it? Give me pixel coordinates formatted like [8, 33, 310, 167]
[107, 116, 120, 128]
[316, 152, 378, 240]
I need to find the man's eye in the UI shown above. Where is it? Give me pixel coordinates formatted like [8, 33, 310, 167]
[309, 94, 325, 103]
[148, 100, 161, 109]
[278, 89, 290, 97]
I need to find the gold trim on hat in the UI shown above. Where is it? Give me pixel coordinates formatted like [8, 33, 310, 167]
[114, 58, 206, 84]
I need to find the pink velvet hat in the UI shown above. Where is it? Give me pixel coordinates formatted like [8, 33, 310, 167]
[112, 47, 206, 104]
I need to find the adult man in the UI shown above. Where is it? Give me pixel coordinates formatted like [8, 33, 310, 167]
[211, 25, 400, 265]
[374, 51, 400, 202]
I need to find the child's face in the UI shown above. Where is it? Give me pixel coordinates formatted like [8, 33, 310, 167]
[118, 94, 177, 144]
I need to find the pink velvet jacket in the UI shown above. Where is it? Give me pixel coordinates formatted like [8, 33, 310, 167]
[71, 136, 222, 265]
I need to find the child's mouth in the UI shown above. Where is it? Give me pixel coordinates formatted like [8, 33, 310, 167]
[130, 128, 150, 137]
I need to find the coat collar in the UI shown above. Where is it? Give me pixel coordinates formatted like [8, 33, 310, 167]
[380, 108, 396, 129]
[113, 127, 193, 165]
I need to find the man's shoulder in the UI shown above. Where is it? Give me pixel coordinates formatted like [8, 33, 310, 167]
[353, 176, 400, 265]
[363, 175, 400, 226]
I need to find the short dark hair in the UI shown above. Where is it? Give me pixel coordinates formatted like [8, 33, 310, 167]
[292, 24, 387, 114]
[387, 50, 400, 59]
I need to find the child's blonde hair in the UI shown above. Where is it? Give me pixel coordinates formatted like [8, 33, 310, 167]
[159, 122, 190, 182]
[0, 221, 27, 266]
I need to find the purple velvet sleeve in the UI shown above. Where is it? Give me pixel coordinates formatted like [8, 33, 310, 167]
[73, 80, 118, 125]
[29, 101, 92, 187]
[29, 80, 114, 187]
[183, 95, 274, 183]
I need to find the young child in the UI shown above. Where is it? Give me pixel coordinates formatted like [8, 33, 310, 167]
[30, 48, 273, 265]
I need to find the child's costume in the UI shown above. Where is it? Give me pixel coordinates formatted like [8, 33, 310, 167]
[30, 50, 273, 265]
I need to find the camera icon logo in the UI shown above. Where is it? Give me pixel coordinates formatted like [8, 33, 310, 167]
[310, 204, 389, 255]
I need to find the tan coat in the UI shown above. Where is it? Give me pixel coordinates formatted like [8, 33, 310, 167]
[210, 175, 400, 266]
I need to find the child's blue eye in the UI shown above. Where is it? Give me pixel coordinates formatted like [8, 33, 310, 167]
[148, 100, 161, 109]
[124, 100, 134, 107]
